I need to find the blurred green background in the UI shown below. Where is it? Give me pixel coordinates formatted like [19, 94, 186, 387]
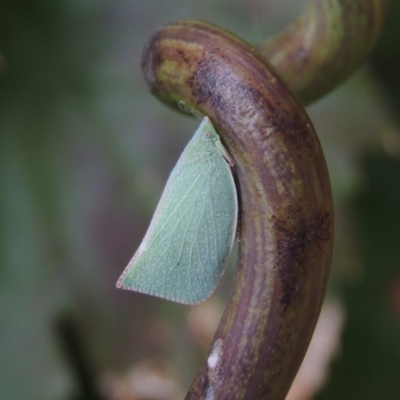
[1, 1, 400, 399]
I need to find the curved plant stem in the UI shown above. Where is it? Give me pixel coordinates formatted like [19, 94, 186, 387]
[259, 0, 389, 104]
[143, 21, 333, 399]
[140, 0, 388, 398]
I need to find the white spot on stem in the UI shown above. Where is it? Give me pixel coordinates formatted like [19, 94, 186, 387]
[207, 338, 223, 370]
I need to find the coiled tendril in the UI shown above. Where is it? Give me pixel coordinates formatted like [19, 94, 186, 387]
[140, 1, 388, 399]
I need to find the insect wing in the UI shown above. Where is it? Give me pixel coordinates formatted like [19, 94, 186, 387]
[117, 146, 237, 304]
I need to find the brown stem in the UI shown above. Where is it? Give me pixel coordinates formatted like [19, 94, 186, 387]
[142, 21, 333, 399]
[259, 0, 389, 104]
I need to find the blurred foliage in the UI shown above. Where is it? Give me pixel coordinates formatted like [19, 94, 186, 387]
[0, 0, 399, 399]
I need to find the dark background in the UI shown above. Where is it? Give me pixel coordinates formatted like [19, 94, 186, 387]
[1, 1, 399, 399]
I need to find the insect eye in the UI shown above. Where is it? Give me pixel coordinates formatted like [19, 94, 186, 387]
[203, 130, 212, 140]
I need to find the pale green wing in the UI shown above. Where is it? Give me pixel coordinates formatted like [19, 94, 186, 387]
[117, 149, 237, 304]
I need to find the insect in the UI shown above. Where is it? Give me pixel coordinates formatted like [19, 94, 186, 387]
[116, 117, 238, 304]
